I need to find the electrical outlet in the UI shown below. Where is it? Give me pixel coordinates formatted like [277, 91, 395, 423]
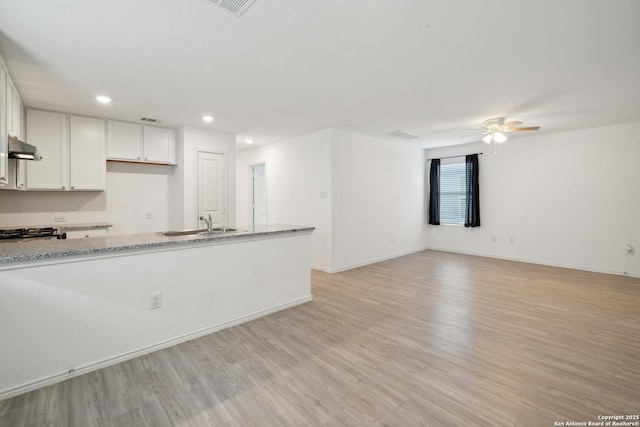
[150, 293, 162, 309]
[390, 234, 395, 243]
[146, 211, 153, 220]
[54, 215, 67, 222]
[492, 236, 497, 242]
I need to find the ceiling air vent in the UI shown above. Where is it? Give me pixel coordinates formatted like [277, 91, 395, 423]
[386, 130, 419, 140]
[208, 0, 258, 17]
[141, 117, 161, 123]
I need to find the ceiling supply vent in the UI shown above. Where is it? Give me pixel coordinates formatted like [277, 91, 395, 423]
[208, 0, 258, 17]
[386, 130, 419, 140]
[140, 117, 161, 123]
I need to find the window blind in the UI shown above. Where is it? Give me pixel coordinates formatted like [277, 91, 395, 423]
[440, 161, 466, 225]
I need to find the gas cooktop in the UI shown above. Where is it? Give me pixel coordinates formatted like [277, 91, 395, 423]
[0, 227, 61, 240]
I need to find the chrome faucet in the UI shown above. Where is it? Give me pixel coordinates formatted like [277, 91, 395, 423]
[199, 214, 213, 234]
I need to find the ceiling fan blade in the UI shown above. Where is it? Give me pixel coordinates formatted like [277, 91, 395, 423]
[502, 121, 522, 127]
[507, 126, 540, 131]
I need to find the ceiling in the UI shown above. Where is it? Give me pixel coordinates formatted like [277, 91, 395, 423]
[1, 0, 639, 151]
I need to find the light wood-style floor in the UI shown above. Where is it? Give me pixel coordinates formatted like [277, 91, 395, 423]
[1, 250, 639, 426]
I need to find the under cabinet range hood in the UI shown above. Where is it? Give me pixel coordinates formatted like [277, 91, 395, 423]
[8, 135, 42, 161]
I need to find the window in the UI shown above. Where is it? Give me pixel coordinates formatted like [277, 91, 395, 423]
[428, 154, 480, 227]
[439, 161, 466, 225]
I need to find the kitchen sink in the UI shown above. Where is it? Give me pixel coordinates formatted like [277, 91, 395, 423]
[159, 228, 247, 237]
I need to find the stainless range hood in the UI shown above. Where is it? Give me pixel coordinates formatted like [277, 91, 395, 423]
[8, 135, 42, 161]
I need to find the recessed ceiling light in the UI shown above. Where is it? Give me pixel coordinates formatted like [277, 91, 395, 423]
[96, 95, 111, 104]
[246, 139, 254, 144]
[202, 115, 214, 122]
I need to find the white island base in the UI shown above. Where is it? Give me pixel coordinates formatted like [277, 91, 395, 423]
[0, 228, 312, 400]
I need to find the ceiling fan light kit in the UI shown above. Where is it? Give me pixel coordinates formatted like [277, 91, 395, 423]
[494, 131, 507, 143]
[476, 117, 540, 152]
[482, 131, 507, 144]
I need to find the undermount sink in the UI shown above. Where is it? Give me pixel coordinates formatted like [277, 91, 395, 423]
[159, 228, 247, 237]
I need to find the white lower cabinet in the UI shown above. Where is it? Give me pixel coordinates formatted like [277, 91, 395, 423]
[26, 109, 105, 191]
[63, 229, 109, 239]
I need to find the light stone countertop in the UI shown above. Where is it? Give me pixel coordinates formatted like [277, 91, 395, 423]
[0, 224, 314, 265]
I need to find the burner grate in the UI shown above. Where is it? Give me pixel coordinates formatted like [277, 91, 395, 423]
[26, 227, 56, 236]
[0, 227, 60, 240]
[0, 228, 26, 239]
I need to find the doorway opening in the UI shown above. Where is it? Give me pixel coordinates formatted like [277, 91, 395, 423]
[249, 163, 266, 227]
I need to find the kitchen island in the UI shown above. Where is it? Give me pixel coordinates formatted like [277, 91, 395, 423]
[0, 224, 314, 400]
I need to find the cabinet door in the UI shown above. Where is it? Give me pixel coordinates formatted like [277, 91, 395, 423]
[70, 115, 106, 190]
[64, 229, 108, 239]
[26, 110, 69, 190]
[107, 120, 142, 161]
[11, 84, 21, 138]
[143, 126, 175, 164]
[0, 64, 7, 186]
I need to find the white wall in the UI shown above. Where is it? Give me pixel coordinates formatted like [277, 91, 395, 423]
[236, 128, 430, 272]
[174, 126, 236, 230]
[0, 162, 175, 235]
[236, 129, 333, 270]
[331, 129, 429, 271]
[0, 232, 312, 400]
[425, 121, 640, 277]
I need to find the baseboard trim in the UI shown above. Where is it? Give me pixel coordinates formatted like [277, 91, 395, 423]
[426, 247, 640, 278]
[0, 295, 313, 402]
[311, 264, 332, 273]
[315, 247, 430, 274]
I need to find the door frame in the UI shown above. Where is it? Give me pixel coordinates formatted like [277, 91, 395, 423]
[249, 162, 267, 227]
[196, 149, 228, 228]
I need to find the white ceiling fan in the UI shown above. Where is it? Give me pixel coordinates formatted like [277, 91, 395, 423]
[475, 117, 540, 151]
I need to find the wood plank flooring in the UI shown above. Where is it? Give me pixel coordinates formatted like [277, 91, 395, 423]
[1, 250, 639, 426]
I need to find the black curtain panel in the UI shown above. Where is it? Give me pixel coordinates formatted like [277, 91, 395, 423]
[428, 159, 440, 225]
[464, 154, 480, 227]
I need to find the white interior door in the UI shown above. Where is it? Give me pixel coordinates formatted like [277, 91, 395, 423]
[250, 163, 267, 226]
[197, 151, 226, 228]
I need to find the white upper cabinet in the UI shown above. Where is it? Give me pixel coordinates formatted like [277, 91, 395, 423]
[26, 109, 69, 190]
[0, 61, 7, 186]
[107, 120, 142, 161]
[26, 109, 105, 191]
[143, 125, 175, 164]
[70, 115, 106, 190]
[107, 121, 175, 165]
[10, 82, 21, 138]
[0, 54, 27, 190]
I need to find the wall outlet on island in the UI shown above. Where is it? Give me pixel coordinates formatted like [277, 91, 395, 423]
[146, 211, 153, 220]
[54, 215, 67, 222]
